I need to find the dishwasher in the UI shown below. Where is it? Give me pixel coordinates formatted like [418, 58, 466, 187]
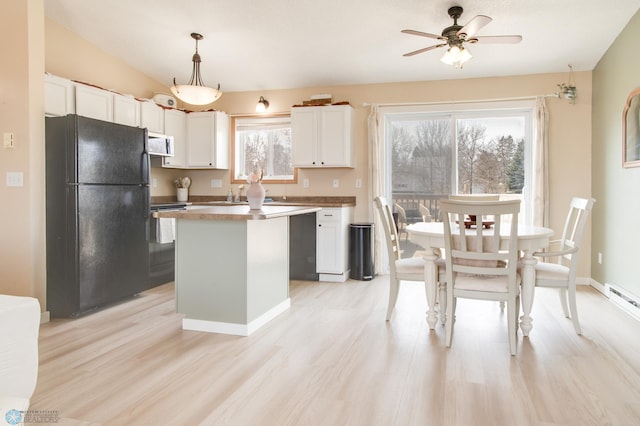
[149, 202, 186, 286]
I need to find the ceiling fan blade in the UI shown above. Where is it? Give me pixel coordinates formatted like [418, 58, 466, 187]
[458, 15, 492, 38]
[403, 44, 447, 57]
[469, 35, 523, 44]
[401, 29, 444, 40]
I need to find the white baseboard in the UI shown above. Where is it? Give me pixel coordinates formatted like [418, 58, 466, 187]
[319, 271, 349, 282]
[182, 298, 291, 336]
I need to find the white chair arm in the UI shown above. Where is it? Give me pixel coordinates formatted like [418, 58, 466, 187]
[533, 246, 578, 257]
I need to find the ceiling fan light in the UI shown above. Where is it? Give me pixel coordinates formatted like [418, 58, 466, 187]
[440, 45, 472, 68]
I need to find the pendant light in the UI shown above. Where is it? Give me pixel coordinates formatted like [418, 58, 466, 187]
[170, 33, 222, 105]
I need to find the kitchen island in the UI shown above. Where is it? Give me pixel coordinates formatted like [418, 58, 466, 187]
[155, 205, 321, 336]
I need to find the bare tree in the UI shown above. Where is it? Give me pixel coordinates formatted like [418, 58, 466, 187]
[457, 123, 486, 193]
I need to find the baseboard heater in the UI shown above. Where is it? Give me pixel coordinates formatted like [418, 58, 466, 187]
[605, 283, 640, 321]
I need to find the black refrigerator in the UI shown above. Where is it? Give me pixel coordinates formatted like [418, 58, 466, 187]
[46, 114, 151, 317]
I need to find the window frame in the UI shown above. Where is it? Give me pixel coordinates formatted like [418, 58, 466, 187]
[230, 113, 298, 184]
[382, 100, 535, 224]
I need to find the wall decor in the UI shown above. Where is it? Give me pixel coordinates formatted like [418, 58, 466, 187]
[623, 88, 640, 167]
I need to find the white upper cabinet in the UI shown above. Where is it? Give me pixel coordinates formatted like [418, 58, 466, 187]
[162, 109, 186, 168]
[186, 111, 229, 169]
[291, 104, 354, 168]
[45, 74, 75, 117]
[112, 94, 140, 127]
[75, 83, 113, 122]
[139, 100, 165, 134]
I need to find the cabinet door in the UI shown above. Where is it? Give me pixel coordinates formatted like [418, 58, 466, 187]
[75, 84, 113, 122]
[186, 111, 229, 169]
[186, 112, 215, 167]
[163, 109, 186, 168]
[320, 106, 353, 167]
[140, 101, 164, 134]
[45, 74, 75, 117]
[291, 107, 318, 167]
[113, 94, 140, 127]
[317, 218, 341, 273]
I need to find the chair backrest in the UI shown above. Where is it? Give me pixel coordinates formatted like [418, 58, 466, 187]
[419, 203, 431, 222]
[375, 196, 401, 263]
[394, 203, 408, 227]
[440, 199, 520, 284]
[558, 197, 596, 268]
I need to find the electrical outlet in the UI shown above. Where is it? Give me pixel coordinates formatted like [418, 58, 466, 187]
[211, 179, 222, 188]
[303, 178, 309, 188]
[152, 178, 158, 188]
[598, 252, 603, 264]
[6, 171, 23, 187]
[355, 178, 362, 188]
[333, 179, 339, 188]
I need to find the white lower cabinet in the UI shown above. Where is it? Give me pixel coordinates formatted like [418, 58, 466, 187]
[316, 207, 353, 281]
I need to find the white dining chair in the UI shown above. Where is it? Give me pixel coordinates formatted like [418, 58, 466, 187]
[529, 197, 595, 334]
[394, 202, 409, 241]
[419, 203, 432, 222]
[376, 196, 445, 320]
[448, 194, 500, 201]
[441, 199, 521, 355]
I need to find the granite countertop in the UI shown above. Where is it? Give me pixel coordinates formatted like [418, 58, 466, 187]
[153, 196, 356, 208]
[154, 204, 321, 221]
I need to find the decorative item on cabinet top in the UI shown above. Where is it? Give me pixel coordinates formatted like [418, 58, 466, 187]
[292, 100, 351, 107]
[153, 93, 177, 108]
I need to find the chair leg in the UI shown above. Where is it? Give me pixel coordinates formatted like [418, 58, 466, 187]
[445, 284, 455, 348]
[439, 281, 447, 325]
[567, 286, 582, 335]
[386, 277, 401, 321]
[559, 288, 570, 318]
[507, 296, 519, 356]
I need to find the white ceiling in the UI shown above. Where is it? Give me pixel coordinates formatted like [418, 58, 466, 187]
[44, 0, 640, 93]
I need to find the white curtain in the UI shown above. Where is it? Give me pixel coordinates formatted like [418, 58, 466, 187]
[368, 104, 389, 274]
[533, 96, 549, 227]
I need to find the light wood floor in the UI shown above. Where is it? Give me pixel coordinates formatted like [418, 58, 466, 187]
[31, 277, 640, 425]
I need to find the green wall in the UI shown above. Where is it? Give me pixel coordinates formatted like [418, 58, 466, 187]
[592, 9, 640, 297]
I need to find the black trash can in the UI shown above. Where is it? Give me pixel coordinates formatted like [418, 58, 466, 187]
[349, 223, 374, 281]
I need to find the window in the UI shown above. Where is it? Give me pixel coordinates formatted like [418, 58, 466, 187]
[384, 100, 534, 224]
[231, 114, 297, 183]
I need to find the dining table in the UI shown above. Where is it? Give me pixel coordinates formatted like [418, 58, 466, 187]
[407, 221, 554, 336]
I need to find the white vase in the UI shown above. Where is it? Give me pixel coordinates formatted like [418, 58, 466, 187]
[177, 188, 188, 202]
[246, 182, 265, 210]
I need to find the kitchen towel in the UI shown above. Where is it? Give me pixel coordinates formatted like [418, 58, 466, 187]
[156, 218, 175, 244]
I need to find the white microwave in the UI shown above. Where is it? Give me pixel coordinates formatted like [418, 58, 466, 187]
[147, 132, 174, 157]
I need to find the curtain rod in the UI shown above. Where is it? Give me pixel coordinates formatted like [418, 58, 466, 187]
[361, 93, 559, 108]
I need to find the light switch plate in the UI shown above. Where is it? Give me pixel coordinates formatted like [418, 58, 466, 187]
[303, 178, 309, 188]
[333, 179, 339, 188]
[355, 178, 362, 188]
[211, 179, 222, 188]
[3, 132, 14, 148]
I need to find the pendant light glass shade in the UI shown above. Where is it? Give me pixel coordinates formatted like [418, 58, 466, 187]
[170, 33, 222, 106]
[255, 96, 269, 112]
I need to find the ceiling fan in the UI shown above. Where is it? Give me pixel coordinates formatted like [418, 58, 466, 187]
[401, 6, 522, 68]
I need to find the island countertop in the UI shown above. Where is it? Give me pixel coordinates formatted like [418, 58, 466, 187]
[154, 204, 321, 221]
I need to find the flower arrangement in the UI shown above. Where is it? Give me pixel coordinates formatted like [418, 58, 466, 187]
[247, 169, 264, 184]
[174, 176, 191, 188]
